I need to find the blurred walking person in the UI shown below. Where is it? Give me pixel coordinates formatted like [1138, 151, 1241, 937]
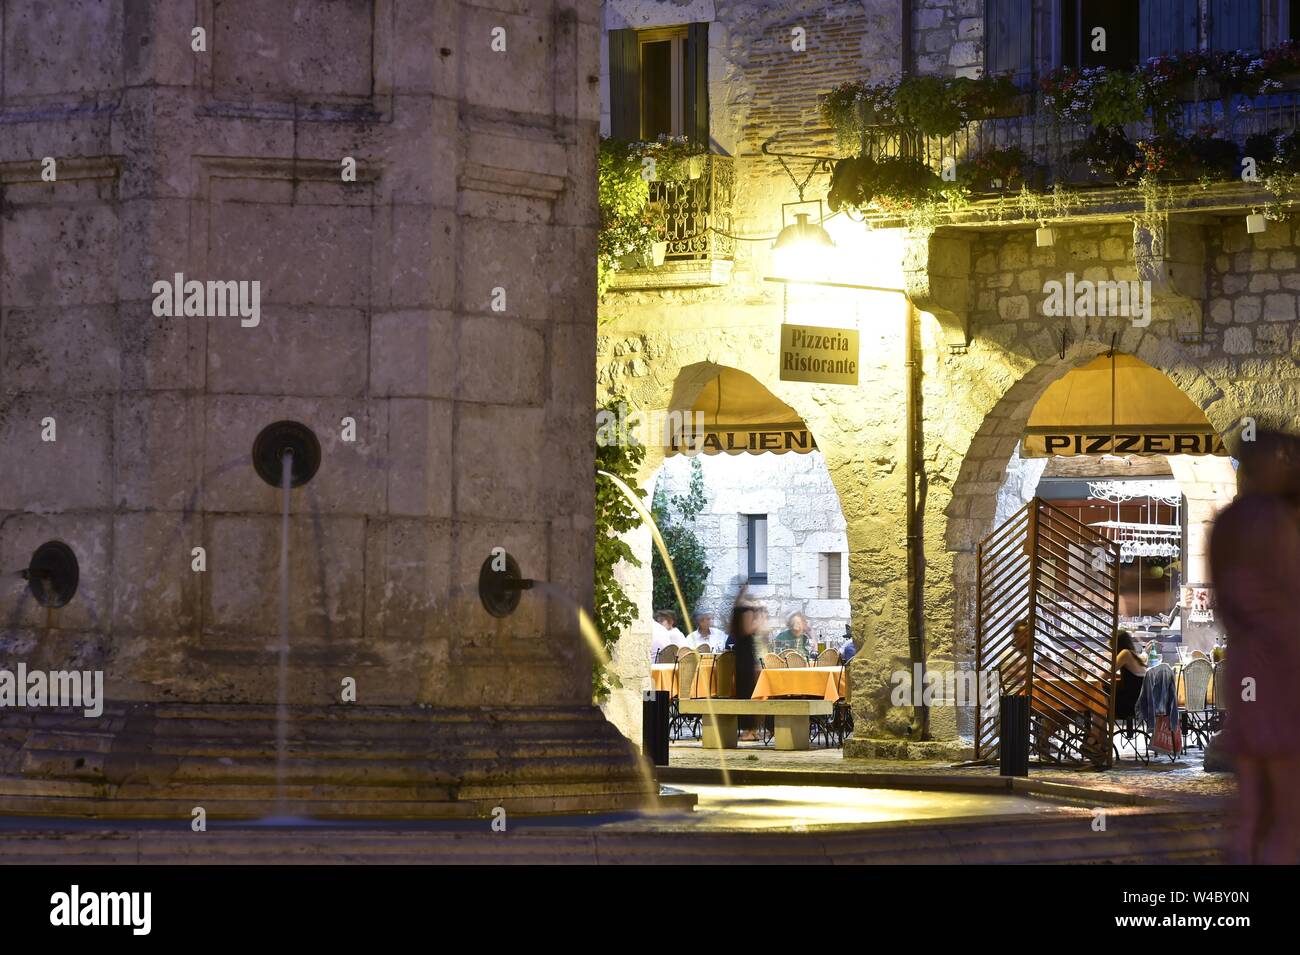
[1210, 429, 1300, 864]
[728, 598, 765, 743]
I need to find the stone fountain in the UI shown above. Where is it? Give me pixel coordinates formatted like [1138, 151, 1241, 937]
[0, 0, 647, 817]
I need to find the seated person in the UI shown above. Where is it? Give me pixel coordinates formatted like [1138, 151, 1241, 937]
[1113, 629, 1148, 722]
[687, 612, 727, 652]
[649, 610, 683, 663]
[770, 612, 812, 656]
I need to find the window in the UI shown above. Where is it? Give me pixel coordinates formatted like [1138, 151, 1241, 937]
[608, 23, 709, 144]
[746, 515, 768, 584]
[819, 553, 844, 600]
[639, 28, 687, 140]
[1062, 0, 1140, 71]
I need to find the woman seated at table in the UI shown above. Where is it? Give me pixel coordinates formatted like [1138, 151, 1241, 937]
[1113, 629, 1148, 722]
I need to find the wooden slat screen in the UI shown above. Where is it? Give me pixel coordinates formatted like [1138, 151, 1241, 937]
[975, 498, 1119, 768]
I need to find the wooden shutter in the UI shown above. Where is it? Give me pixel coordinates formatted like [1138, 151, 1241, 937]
[609, 28, 640, 140]
[1208, 0, 1262, 52]
[986, 0, 1033, 83]
[1140, 0, 1199, 58]
[685, 22, 710, 146]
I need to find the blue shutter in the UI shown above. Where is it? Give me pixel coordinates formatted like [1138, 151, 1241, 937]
[685, 22, 710, 146]
[609, 29, 640, 141]
[985, 0, 1033, 85]
[1140, 0, 1199, 58]
[1209, 0, 1262, 52]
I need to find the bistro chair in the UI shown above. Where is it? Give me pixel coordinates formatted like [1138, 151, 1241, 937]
[762, 652, 786, 669]
[815, 648, 841, 667]
[1179, 658, 1214, 749]
[711, 650, 736, 699]
[676, 645, 695, 660]
[655, 645, 679, 665]
[696, 643, 711, 654]
[783, 650, 809, 668]
[672, 651, 702, 740]
[1208, 660, 1228, 732]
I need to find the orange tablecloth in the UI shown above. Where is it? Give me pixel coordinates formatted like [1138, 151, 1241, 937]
[650, 658, 732, 698]
[1032, 678, 1107, 719]
[752, 666, 847, 702]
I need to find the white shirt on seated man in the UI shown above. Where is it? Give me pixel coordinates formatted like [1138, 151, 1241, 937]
[687, 613, 728, 653]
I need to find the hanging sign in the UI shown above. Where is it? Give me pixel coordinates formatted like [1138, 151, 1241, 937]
[779, 323, 859, 386]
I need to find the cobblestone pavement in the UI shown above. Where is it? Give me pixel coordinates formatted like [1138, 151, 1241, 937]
[665, 741, 1235, 800]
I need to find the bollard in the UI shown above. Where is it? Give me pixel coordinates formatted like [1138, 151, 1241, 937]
[999, 693, 1030, 777]
[642, 689, 670, 768]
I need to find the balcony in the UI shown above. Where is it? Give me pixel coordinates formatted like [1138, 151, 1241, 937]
[851, 88, 1300, 227]
[610, 153, 735, 289]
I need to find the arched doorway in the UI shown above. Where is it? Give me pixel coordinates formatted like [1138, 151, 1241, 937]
[947, 350, 1237, 741]
[602, 366, 854, 744]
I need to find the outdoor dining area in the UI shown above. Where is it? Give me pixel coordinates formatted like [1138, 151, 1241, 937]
[651, 645, 853, 750]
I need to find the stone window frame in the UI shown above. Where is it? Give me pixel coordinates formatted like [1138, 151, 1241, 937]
[746, 513, 768, 584]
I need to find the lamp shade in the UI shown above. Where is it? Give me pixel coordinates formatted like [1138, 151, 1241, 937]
[771, 213, 836, 281]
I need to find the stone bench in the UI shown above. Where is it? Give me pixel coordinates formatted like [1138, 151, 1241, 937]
[678, 699, 834, 751]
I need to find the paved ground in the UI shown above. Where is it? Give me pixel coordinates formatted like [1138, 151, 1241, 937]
[664, 740, 1235, 801]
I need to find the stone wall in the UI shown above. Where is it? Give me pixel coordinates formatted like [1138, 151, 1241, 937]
[652, 451, 851, 641]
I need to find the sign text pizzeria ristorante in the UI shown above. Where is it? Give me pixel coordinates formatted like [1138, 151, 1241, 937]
[779, 323, 859, 386]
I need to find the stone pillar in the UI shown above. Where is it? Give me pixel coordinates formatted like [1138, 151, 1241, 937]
[0, 0, 647, 818]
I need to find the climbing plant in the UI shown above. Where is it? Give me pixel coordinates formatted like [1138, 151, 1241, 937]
[597, 138, 653, 301]
[593, 395, 645, 702]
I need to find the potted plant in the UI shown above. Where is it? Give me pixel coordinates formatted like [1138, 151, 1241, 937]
[959, 146, 1040, 193]
[895, 74, 968, 136]
[1264, 42, 1300, 89]
[820, 82, 897, 148]
[969, 73, 1031, 119]
[1071, 125, 1139, 183]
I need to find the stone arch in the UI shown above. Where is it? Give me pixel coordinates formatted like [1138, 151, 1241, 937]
[600, 355, 859, 741]
[941, 335, 1238, 718]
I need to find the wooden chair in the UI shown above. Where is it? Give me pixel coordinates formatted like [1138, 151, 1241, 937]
[815, 648, 842, 667]
[711, 650, 736, 699]
[673, 651, 702, 739]
[655, 645, 679, 664]
[762, 652, 786, 669]
[783, 650, 809, 668]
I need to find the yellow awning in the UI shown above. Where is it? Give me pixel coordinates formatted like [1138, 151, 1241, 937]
[667, 368, 817, 456]
[1023, 353, 1226, 457]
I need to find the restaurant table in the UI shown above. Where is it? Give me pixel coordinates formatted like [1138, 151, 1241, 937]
[1031, 677, 1108, 719]
[649, 658, 732, 698]
[751, 666, 848, 702]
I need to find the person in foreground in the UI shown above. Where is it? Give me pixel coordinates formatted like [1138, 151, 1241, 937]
[1209, 429, 1300, 864]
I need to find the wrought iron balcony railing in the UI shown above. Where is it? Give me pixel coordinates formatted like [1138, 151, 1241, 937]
[858, 90, 1300, 211]
[646, 153, 735, 262]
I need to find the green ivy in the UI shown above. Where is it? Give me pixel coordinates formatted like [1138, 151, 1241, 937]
[593, 395, 646, 702]
[597, 138, 653, 300]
